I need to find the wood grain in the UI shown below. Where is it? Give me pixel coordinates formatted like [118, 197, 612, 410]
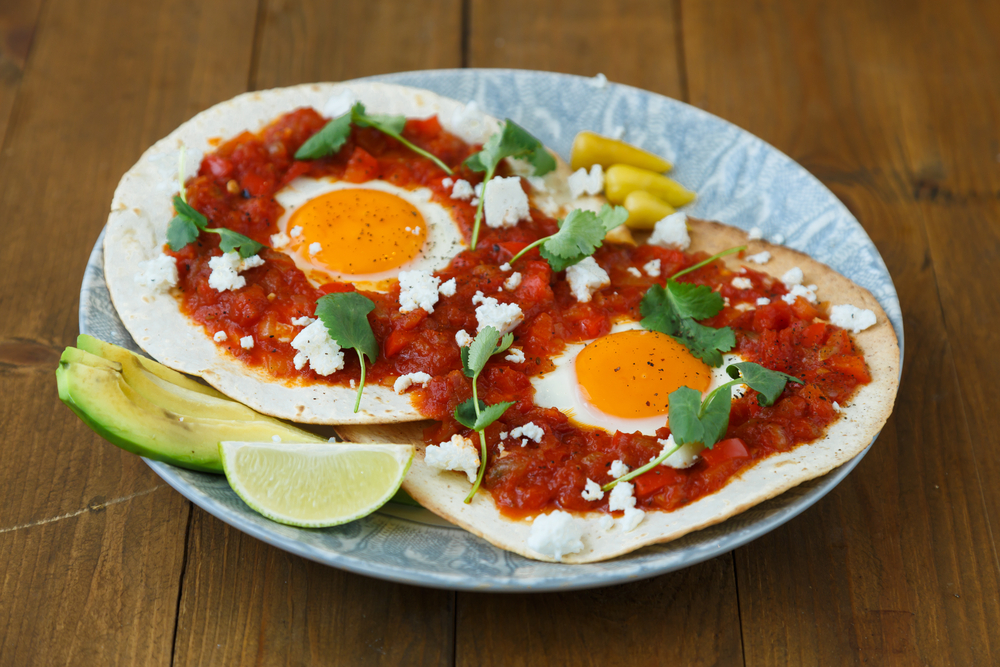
[172, 509, 454, 666]
[0, 0, 42, 144]
[469, 0, 684, 99]
[683, 0, 1000, 663]
[252, 0, 462, 91]
[456, 556, 742, 667]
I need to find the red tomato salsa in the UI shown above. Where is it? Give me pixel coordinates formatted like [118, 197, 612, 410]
[166, 108, 872, 518]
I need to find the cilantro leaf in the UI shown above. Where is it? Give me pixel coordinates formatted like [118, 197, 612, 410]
[666, 385, 731, 449]
[294, 111, 352, 160]
[510, 204, 629, 272]
[350, 103, 452, 174]
[640, 280, 733, 366]
[455, 398, 486, 429]
[215, 228, 265, 258]
[464, 119, 555, 249]
[463, 327, 513, 378]
[726, 362, 803, 406]
[315, 292, 378, 412]
[172, 195, 208, 228]
[167, 216, 200, 251]
[474, 401, 514, 430]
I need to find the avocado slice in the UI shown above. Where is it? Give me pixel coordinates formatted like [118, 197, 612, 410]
[58, 345, 324, 473]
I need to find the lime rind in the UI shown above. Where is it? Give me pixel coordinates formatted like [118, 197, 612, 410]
[219, 441, 413, 528]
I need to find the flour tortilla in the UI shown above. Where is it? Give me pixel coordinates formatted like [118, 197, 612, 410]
[103, 82, 577, 425]
[337, 219, 900, 562]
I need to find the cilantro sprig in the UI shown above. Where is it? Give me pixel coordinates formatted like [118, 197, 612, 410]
[294, 103, 453, 174]
[464, 119, 556, 250]
[166, 195, 264, 258]
[315, 292, 379, 413]
[604, 362, 803, 491]
[507, 204, 629, 272]
[454, 326, 516, 503]
[639, 246, 745, 366]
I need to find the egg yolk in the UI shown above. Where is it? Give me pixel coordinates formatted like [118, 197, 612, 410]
[575, 329, 712, 419]
[289, 188, 427, 275]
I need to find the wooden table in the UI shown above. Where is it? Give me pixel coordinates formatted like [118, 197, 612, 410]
[2, 0, 998, 663]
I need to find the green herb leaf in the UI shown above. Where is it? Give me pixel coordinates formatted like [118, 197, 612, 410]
[667, 281, 725, 320]
[510, 204, 628, 271]
[215, 228, 265, 258]
[674, 319, 736, 367]
[172, 195, 208, 228]
[315, 292, 379, 413]
[639, 284, 683, 335]
[464, 119, 555, 176]
[350, 103, 452, 174]
[455, 398, 486, 429]
[294, 111, 352, 160]
[640, 280, 734, 366]
[167, 216, 200, 251]
[666, 385, 731, 449]
[726, 361, 803, 406]
[474, 401, 514, 430]
[462, 327, 514, 378]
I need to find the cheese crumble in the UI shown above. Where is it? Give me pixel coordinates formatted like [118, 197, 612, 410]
[609, 460, 630, 479]
[213, 331, 227, 342]
[505, 347, 526, 363]
[504, 272, 522, 291]
[566, 256, 610, 303]
[438, 278, 457, 297]
[135, 254, 178, 292]
[240, 336, 254, 350]
[290, 320, 344, 376]
[398, 270, 441, 314]
[527, 511, 585, 561]
[608, 481, 637, 511]
[484, 176, 530, 228]
[829, 304, 877, 333]
[393, 372, 432, 394]
[568, 164, 604, 199]
[511, 422, 544, 444]
[474, 294, 524, 334]
[745, 251, 771, 264]
[643, 258, 662, 277]
[649, 212, 691, 250]
[207, 252, 264, 293]
[450, 179, 475, 201]
[455, 329, 473, 347]
[582, 479, 604, 502]
[424, 434, 480, 483]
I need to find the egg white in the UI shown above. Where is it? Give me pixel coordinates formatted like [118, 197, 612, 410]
[531, 321, 747, 437]
[274, 177, 466, 290]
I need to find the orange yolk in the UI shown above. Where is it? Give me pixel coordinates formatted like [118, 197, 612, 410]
[575, 329, 712, 419]
[289, 188, 427, 275]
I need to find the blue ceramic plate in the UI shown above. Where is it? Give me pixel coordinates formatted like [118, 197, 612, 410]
[80, 69, 903, 592]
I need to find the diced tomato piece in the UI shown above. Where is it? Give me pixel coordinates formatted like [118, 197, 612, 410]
[240, 171, 273, 197]
[383, 329, 418, 358]
[701, 438, 750, 467]
[204, 155, 234, 181]
[791, 297, 823, 321]
[319, 281, 357, 294]
[753, 300, 793, 331]
[404, 116, 442, 140]
[825, 353, 871, 382]
[344, 147, 380, 182]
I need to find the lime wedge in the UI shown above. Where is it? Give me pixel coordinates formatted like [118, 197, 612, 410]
[219, 441, 414, 528]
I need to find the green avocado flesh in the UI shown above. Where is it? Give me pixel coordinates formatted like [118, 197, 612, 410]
[58, 338, 325, 473]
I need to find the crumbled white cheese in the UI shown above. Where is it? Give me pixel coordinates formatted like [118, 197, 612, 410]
[350, 379, 356, 389]
[829, 304, 877, 333]
[309, 242, 322, 255]
[608, 481, 636, 511]
[565, 256, 610, 303]
[291, 316, 316, 327]
[505, 348, 526, 363]
[526, 175, 547, 192]
[745, 251, 771, 264]
[597, 514, 615, 532]
[398, 270, 441, 314]
[271, 435, 282, 443]
[393, 372, 432, 394]
[772, 233, 786, 244]
[424, 434, 480, 483]
[504, 272, 522, 291]
[781, 283, 818, 305]
[135, 254, 178, 292]
[441, 177, 454, 190]
[747, 227, 763, 240]
[438, 278, 457, 297]
[527, 510, 585, 562]
[474, 182, 484, 197]
[475, 295, 524, 334]
[451, 100, 490, 143]
[207, 252, 264, 292]
[213, 331, 227, 342]
[731, 277, 753, 290]
[499, 262, 512, 272]
[588, 72, 608, 88]
[620, 507, 645, 532]
[450, 179, 475, 201]
[582, 479, 604, 502]
[290, 225, 303, 238]
[455, 329, 473, 347]
[240, 335, 254, 350]
[484, 176, 530, 228]
[322, 89, 357, 118]
[290, 320, 345, 376]
[649, 212, 691, 250]
[627, 266, 642, 278]
[499, 431, 508, 440]
[756, 297, 771, 306]
[781, 267, 804, 286]
[833, 401, 842, 412]
[567, 164, 604, 199]
[659, 435, 702, 469]
[511, 422, 544, 443]
[609, 460, 630, 479]
[643, 259, 662, 277]
[270, 231, 290, 249]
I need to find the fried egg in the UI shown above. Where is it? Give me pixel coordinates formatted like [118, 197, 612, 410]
[274, 177, 465, 290]
[531, 321, 745, 436]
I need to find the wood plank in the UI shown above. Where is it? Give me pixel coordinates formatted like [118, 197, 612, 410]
[456, 556, 742, 666]
[171, 3, 463, 665]
[0, 0, 43, 145]
[469, 0, 684, 98]
[172, 509, 454, 666]
[0, 485, 189, 666]
[252, 0, 462, 90]
[459, 4, 743, 665]
[0, 0, 259, 661]
[683, 0, 1000, 663]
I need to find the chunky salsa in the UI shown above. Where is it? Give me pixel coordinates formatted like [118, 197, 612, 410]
[166, 108, 872, 518]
